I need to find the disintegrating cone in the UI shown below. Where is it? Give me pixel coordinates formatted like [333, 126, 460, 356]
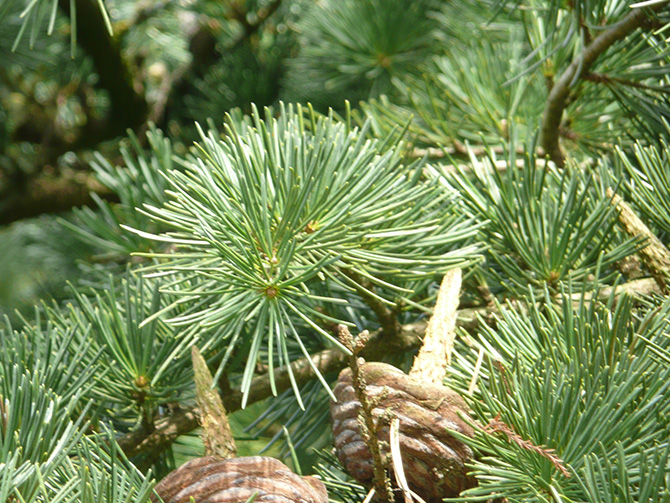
[153, 456, 329, 503]
[330, 362, 476, 502]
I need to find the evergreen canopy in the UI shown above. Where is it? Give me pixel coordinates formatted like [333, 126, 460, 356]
[1, 1, 670, 502]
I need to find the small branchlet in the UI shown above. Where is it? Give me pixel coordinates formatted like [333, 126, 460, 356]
[340, 270, 400, 338]
[338, 325, 394, 503]
[483, 414, 571, 478]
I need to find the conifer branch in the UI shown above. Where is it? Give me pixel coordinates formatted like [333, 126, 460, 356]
[117, 337, 356, 457]
[143, 0, 282, 135]
[115, 275, 660, 461]
[228, 0, 283, 49]
[541, 6, 664, 167]
[116, 320, 430, 458]
[58, 0, 148, 136]
[410, 145, 541, 160]
[340, 269, 400, 337]
[117, 405, 199, 460]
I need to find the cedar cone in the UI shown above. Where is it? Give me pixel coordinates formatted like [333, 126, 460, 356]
[152, 456, 328, 503]
[330, 362, 476, 502]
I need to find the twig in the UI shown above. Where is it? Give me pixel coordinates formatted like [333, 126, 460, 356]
[192, 346, 236, 459]
[410, 145, 542, 160]
[607, 188, 670, 293]
[338, 325, 394, 503]
[117, 339, 353, 457]
[494, 361, 513, 396]
[541, 6, 664, 167]
[483, 415, 571, 478]
[117, 405, 199, 461]
[578, 277, 661, 300]
[583, 71, 670, 92]
[340, 269, 400, 338]
[362, 488, 376, 503]
[437, 156, 553, 175]
[409, 269, 461, 385]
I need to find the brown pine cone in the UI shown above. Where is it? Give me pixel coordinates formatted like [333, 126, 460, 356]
[330, 362, 476, 502]
[153, 456, 328, 503]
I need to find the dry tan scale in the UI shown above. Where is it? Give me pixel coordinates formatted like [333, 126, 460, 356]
[151, 455, 329, 503]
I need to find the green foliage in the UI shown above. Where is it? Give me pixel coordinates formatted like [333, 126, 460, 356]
[133, 103, 480, 405]
[178, 0, 302, 129]
[0, 219, 95, 320]
[312, 449, 367, 503]
[0, 300, 156, 503]
[0, 347, 90, 476]
[578, 444, 670, 503]
[247, 379, 332, 459]
[493, 0, 670, 148]
[61, 127, 175, 258]
[7, 0, 111, 55]
[361, 4, 545, 149]
[441, 146, 641, 296]
[49, 272, 199, 428]
[2, 0, 670, 500]
[48, 432, 155, 503]
[362, 1, 670, 156]
[449, 287, 670, 501]
[1, 312, 101, 402]
[0, 316, 93, 499]
[407, 37, 543, 145]
[183, 43, 285, 127]
[617, 139, 670, 237]
[284, 0, 442, 110]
